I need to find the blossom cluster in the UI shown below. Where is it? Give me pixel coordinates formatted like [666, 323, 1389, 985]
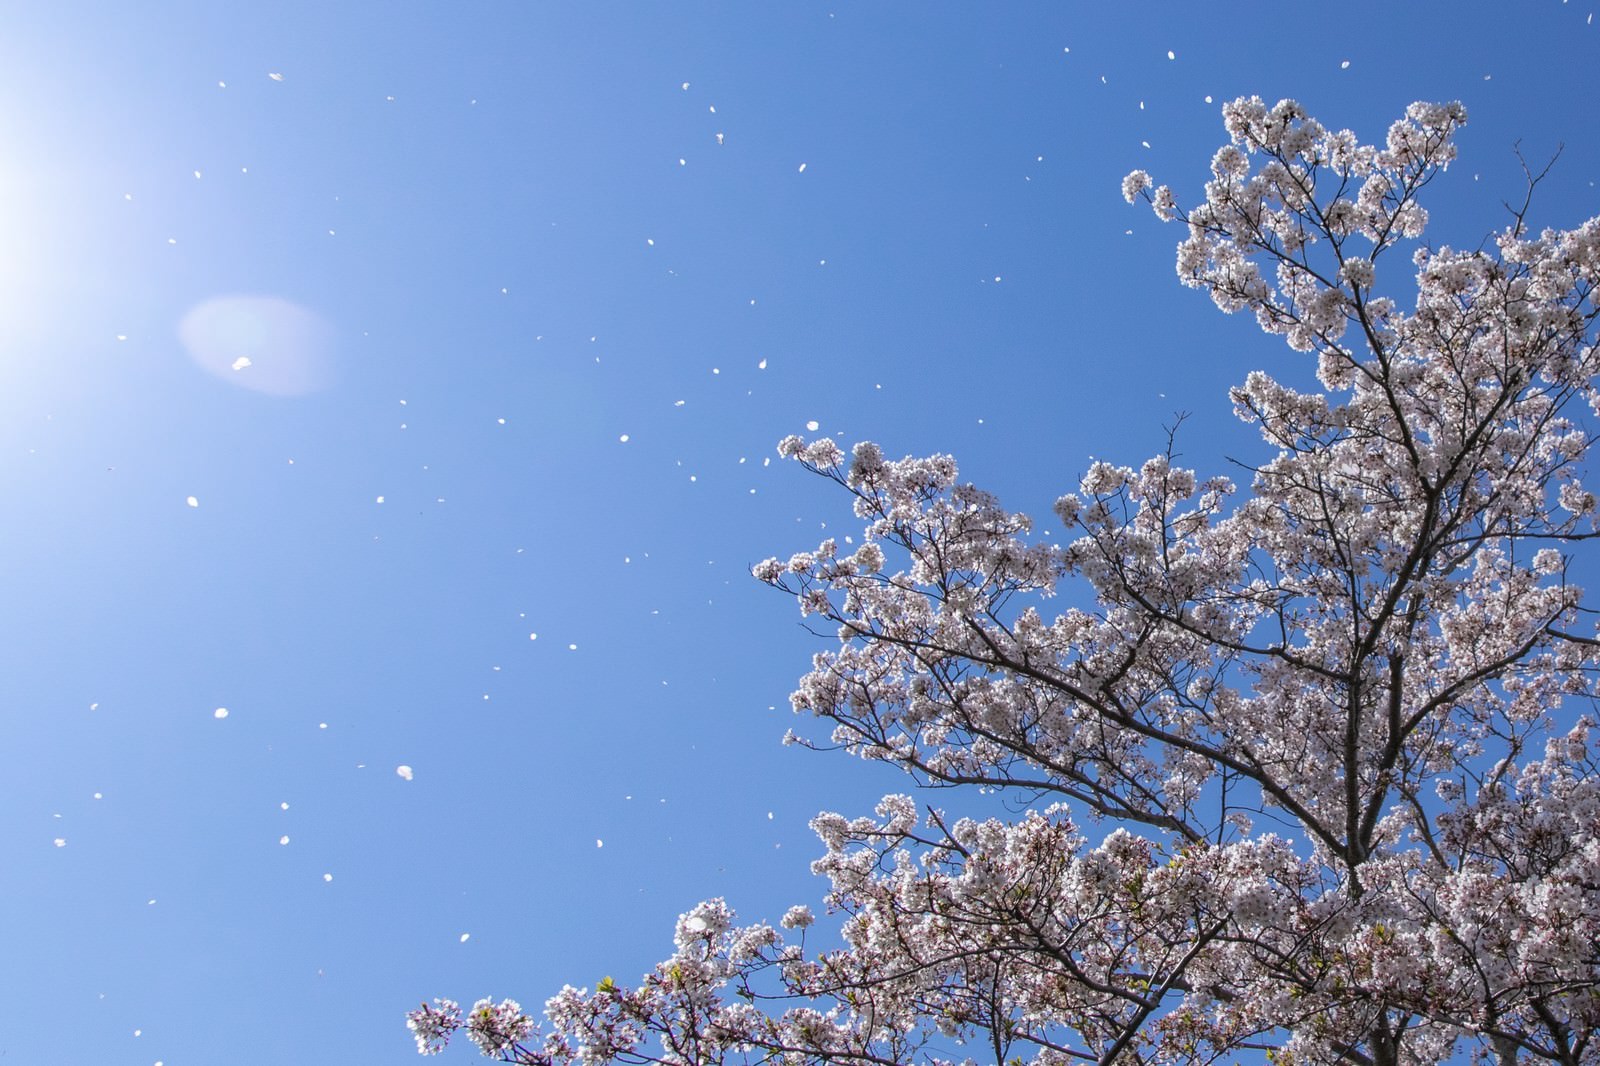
[417, 98, 1600, 1066]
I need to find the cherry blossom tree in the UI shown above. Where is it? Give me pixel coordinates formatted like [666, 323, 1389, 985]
[411, 98, 1600, 1065]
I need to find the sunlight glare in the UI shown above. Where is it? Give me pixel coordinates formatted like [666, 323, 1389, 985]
[177, 295, 335, 396]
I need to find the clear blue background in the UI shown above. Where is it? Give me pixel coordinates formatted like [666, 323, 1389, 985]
[0, 4, 1595, 1063]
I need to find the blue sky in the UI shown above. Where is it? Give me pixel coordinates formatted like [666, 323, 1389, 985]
[0, 4, 1596, 1063]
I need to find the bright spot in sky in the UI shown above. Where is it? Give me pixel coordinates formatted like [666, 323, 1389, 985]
[805, 420, 819, 431]
[268, 72, 284, 81]
[279, 836, 290, 845]
[178, 295, 336, 396]
[213, 707, 229, 719]
[186, 496, 199, 508]
[459, 933, 470, 943]
[395, 765, 414, 780]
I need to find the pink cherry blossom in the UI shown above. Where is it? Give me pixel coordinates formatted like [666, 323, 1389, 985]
[417, 98, 1600, 1066]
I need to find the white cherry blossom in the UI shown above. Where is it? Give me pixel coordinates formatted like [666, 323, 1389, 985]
[417, 98, 1600, 1066]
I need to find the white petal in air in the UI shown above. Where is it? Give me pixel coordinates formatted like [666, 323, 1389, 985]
[396, 765, 414, 781]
